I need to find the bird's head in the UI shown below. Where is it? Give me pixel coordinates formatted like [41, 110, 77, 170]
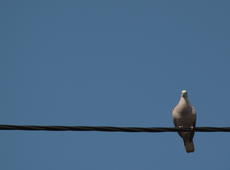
[181, 90, 188, 98]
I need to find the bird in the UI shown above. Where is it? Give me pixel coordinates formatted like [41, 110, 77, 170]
[172, 90, 196, 153]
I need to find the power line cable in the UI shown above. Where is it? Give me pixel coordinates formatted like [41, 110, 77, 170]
[0, 125, 230, 132]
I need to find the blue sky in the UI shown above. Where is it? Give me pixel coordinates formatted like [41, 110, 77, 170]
[1, 0, 230, 169]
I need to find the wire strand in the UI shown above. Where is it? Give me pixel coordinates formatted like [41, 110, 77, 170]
[0, 125, 230, 132]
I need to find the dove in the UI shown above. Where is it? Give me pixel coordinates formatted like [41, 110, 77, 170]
[172, 90, 196, 153]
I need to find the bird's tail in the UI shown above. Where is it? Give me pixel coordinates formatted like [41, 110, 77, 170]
[183, 139, 195, 153]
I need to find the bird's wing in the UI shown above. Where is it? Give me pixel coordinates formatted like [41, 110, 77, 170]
[192, 106, 197, 127]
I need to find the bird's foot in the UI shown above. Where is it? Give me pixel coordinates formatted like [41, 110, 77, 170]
[190, 126, 195, 131]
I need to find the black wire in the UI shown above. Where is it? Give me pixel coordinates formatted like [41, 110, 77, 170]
[0, 125, 230, 132]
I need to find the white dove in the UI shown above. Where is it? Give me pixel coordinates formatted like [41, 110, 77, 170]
[172, 90, 196, 153]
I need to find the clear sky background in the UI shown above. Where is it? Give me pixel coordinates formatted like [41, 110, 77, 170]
[1, 0, 230, 169]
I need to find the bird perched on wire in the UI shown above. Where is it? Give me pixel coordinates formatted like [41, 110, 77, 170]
[172, 90, 196, 153]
